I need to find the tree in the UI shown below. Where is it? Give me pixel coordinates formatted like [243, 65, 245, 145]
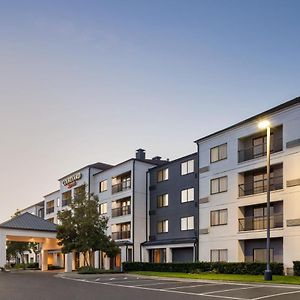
[57, 186, 119, 268]
[6, 211, 34, 267]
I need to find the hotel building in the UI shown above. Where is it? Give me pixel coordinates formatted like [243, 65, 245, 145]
[195, 97, 300, 273]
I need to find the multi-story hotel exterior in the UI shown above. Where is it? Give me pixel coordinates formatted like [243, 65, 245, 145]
[142, 153, 199, 263]
[42, 149, 166, 269]
[4, 96, 300, 274]
[195, 97, 300, 272]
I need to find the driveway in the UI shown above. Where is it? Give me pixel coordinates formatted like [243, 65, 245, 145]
[1, 271, 300, 300]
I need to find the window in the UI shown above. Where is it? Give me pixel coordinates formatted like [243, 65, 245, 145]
[99, 180, 108, 193]
[253, 134, 274, 158]
[62, 191, 71, 207]
[253, 248, 274, 263]
[157, 194, 168, 208]
[211, 249, 228, 262]
[157, 220, 168, 233]
[74, 185, 85, 197]
[210, 144, 227, 163]
[181, 216, 194, 231]
[211, 176, 227, 194]
[181, 159, 194, 175]
[47, 217, 55, 223]
[46, 200, 55, 214]
[157, 168, 169, 182]
[181, 188, 194, 203]
[211, 209, 228, 226]
[100, 203, 107, 214]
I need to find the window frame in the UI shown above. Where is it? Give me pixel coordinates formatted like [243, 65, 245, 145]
[180, 216, 195, 231]
[210, 209, 228, 226]
[181, 159, 194, 176]
[100, 202, 108, 215]
[210, 143, 227, 163]
[157, 168, 169, 183]
[181, 187, 195, 203]
[99, 180, 108, 193]
[210, 249, 228, 262]
[157, 220, 169, 234]
[157, 193, 169, 208]
[210, 176, 228, 194]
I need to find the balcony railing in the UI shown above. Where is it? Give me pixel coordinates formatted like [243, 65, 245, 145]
[238, 138, 282, 163]
[239, 214, 283, 231]
[112, 180, 131, 194]
[112, 206, 131, 218]
[46, 207, 54, 214]
[111, 231, 131, 240]
[239, 176, 283, 197]
[62, 199, 70, 207]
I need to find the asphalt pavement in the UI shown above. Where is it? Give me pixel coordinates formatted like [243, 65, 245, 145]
[1, 271, 300, 300]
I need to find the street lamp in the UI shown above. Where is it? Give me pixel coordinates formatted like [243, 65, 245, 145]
[258, 120, 272, 281]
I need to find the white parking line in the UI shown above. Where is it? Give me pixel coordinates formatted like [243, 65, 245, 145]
[135, 281, 178, 287]
[253, 289, 300, 300]
[166, 283, 222, 290]
[59, 275, 300, 300]
[202, 285, 258, 295]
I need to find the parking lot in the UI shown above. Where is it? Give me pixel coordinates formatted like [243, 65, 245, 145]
[61, 273, 300, 300]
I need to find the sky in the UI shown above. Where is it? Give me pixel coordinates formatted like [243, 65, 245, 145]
[0, 0, 300, 222]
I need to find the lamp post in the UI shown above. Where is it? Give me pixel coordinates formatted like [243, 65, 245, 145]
[258, 120, 272, 281]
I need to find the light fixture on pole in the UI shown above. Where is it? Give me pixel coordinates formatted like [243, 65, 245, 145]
[258, 119, 272, 281]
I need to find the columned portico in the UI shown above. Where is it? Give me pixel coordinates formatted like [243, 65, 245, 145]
[0, 212, 65, 271]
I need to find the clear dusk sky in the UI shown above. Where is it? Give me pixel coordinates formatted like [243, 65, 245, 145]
[0, 0, 300, 222]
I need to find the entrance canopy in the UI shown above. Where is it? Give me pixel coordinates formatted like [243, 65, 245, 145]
[0, 213, 61, 270]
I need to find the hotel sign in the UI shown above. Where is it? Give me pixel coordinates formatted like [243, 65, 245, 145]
[62, 173, 82, 186]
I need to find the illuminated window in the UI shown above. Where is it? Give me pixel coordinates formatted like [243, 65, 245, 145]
[181, 216, 194, 231]
[181, 160, 194, 175]
[181, 188, 194, 203]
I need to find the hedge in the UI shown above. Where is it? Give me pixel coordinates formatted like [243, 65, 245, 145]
[293, 261, 300, 276]
[122, 262, 284, 275]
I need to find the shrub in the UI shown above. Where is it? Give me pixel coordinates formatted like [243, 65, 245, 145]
[77, 266, 122, 274]
[48, 265, 64, 270]
[122, 262, 284, 275]
[27, 262, 39, 269]
[293, 261, 300, 276]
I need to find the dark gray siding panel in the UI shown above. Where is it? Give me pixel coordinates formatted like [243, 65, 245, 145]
[149, 153, 198, 243]
[172, 248, 193, 263]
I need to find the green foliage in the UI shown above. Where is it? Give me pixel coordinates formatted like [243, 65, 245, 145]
[57, 185, 119, 267]
[293, 261, 300, 276]
[77, 266, 121, 274]
[48, 265, 64, 270]
[6, 241, 32, 264]
[122, 262, 284, 275]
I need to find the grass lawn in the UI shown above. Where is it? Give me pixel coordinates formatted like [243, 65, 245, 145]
[130, 271, 300, 285]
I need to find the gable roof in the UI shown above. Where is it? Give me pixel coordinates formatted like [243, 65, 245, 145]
[195, 96, 300, 143]
[0, 212, 57, 232]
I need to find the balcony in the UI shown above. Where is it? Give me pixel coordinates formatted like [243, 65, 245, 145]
[46, 207, 54, 214]
[239, 214, 283, 231]
[112, 206, 131, 218]
[62, 199, 70, 207]
[238, 138, 282, 163]
[239, 176, 283, 197]
[111, 231, 131, 240]
[112, 180, 131, 194]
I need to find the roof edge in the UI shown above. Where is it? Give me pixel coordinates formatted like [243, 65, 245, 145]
[194, 96, 300, 143]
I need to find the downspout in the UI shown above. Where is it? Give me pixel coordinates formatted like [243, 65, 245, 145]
[132, 160, 136, 262]
[196, 142, 200, 261]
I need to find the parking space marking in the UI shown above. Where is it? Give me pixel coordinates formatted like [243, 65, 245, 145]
[59, 275, 300, 300]
[135, 281, 179, 287]
[166, 283, 222, 290]
[202, 285, 258, 295]
[253, 289, 300, 300]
